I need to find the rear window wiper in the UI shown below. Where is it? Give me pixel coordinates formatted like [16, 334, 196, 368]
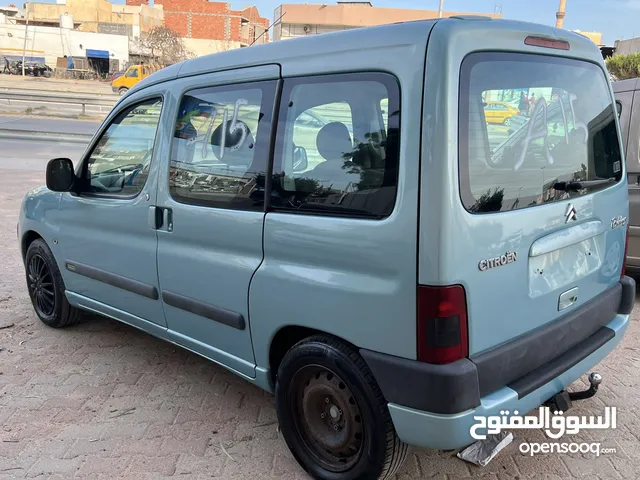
[553, 177, 617, 192]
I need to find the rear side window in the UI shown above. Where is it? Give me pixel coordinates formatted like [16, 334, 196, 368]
[271, 73, 401, 218]
[460, 53, 622, 213]
[169, 81, 276, 210]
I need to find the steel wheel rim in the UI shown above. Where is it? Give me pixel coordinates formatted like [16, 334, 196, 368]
[28, 254, 55, 317]
[290, 365, 364, 472]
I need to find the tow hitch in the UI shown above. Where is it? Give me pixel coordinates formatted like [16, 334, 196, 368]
[545, 372, 603, 412]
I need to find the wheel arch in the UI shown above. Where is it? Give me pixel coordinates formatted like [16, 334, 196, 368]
[268, 325, 360, 386]
[21, 230, 44, 260]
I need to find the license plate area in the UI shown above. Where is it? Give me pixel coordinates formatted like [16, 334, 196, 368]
[529, 234, 604, 297]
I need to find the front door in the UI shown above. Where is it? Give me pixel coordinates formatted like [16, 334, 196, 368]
[154, 69, 279, 377]
[56, 95, 167, 335]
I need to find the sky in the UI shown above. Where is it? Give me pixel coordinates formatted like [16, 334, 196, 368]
[1, 0, 637, 45]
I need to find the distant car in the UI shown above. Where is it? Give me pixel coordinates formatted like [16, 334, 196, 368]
[24, 62, 52, 78]
[484, 101, 520, 125]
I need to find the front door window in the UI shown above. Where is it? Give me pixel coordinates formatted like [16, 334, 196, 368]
[84, 98, 163, 196]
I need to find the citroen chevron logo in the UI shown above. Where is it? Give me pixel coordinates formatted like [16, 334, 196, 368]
[565, 204, 577, 223]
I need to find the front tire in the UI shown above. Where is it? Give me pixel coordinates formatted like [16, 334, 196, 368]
[275, 335, 408, 480]
[118, 87, 128, 96]
[25, 239, 81, 328]
[503, 117, 512, 126]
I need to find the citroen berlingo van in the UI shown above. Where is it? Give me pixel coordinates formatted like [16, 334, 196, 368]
[19, 17, 634, 479]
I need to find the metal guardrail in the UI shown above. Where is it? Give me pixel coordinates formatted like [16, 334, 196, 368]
[0, 128, 93, 144]
[0, 90, 118, 115]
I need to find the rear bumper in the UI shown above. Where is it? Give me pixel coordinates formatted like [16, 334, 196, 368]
[361, 277, 635, 450]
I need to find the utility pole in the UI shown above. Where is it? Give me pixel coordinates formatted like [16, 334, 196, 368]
[21, 2, 30, 76]
[556, 0, 566, 29]
[438, 0, 444, 18]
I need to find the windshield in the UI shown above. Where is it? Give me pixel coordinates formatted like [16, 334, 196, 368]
[459, 52, 622, 213]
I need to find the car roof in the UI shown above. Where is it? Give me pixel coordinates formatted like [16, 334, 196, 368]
[613, 78, 640, 93]
[130, 17, 602, 95]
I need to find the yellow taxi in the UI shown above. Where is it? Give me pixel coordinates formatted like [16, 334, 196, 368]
[484, 101, 520, 126]
[111, 64, 158, 96]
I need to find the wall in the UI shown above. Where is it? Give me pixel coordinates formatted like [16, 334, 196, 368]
[111, 3, 164, 34]
[614, 38, 640, 56]
[0, 23, 129, 66]
[182, 37, 241, 57]
[152, 0, 268, 44]
[28, 0, 162, 36]
[273, 3, 501, 40]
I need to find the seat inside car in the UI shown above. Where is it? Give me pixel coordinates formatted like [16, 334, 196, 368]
[311, 121, 361, 191]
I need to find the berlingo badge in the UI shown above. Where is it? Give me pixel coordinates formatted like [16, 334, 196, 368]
[611, 215, 627, 229]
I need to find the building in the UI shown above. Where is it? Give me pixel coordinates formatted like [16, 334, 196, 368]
[1, 1, 136, 73]
[0, 22, 129, 70]
[273, 1, 502, 41]
[14, 0, 163, 38]
[572, 30, 603, 46]
[128, 0, 270, 55]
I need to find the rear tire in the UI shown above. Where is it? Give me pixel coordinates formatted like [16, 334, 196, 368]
[25, 239, 81, 328]
[275, 335, 408, 480]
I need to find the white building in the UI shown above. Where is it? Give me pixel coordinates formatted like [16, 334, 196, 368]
[0, 21, 129, 68]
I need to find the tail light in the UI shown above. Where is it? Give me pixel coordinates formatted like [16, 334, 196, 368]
[621, 226, 629, 279]
[417, 285, 468, 364]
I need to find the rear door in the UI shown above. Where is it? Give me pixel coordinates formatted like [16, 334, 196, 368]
[154, 67, 279, 377]
[460, 52, 625, 354]
[421, 27, 627, 357]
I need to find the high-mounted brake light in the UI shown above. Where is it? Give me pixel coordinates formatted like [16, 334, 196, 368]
[525, 36, 570, 51]
[417, 285, 468, 364]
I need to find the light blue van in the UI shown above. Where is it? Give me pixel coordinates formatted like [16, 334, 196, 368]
[18, 17, 634, 479]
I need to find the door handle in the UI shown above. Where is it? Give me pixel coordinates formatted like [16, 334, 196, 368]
[163, 208, 173, 232]
[148, 206, 172, 232]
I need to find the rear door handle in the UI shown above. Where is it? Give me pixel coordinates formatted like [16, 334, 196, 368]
[163, 208, 173, 232]
[148, 206, 172, 232]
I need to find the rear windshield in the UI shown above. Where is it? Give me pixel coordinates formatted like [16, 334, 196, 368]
[459, 52, 622, 213]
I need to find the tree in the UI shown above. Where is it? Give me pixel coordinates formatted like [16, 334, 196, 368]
[137, 26, 192, 66]
[606, 53, 640, 81]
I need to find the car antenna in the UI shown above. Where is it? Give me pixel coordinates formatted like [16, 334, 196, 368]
[250, 12, 286, 46]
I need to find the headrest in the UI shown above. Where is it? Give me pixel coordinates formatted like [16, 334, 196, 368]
[316, 122, 353, 162]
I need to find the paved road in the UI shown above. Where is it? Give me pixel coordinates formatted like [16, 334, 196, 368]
[0, 135, 638, 479]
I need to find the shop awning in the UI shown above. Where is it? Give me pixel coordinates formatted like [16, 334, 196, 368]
[86, 49, 109, 59]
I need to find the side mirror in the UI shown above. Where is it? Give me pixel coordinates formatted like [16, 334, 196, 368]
[46, 158, 75, 192]
[293, 146, 308, 172]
